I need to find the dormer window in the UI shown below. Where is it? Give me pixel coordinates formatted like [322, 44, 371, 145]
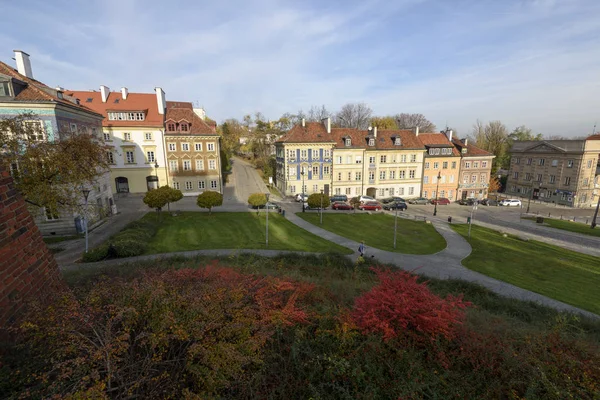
[394, 137, 401, 145]
[461, 148, 467, 154]
[368, 138, 375, 146]
[345, 138, 351, 146]
[180, 123, 188, 132]
[167, 123, 176, 132]
[0, 81, 11, 97]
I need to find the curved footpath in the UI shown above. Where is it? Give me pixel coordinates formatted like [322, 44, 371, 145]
[61, 206, 599, 320]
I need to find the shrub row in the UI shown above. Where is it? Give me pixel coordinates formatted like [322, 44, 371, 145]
[82, 219, 159, 262]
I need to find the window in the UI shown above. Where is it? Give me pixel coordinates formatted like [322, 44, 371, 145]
[526, 158, 532, 165]
[389, 170, 395, 179]
[449, 175, 454, 183]
[313, 166, 319, 175]
[465, 162, 470, 169]
[355, 172, 362, 181]
[106, 151, 114, 164]
[125, 151, 135, 163]
[401, 155, 407, 163]
[538, 158, 545, 166]
[196, 159, 204, 170]
[345, 138, 351, 146]
[471, 175, 477, 183]
[103, 132, 111, 141]
[380, 155, 387, 163]
[207, 143, 215, 151]
[564, 177, 571, 185]
[380, 171, 386, 180]
[324, 149, 331, 158]
[395, 138, 401, 145]
[173, 182, 180, 190]
[183, 160, 191, 171]
[410, 154, 416, 162]
[440, 190, 445, 198]
[181, 143, 190, 151]
[45, 207, 59, 221]
[167, 123, 175, 132]
[424, 162, 430, 169]
[144, 132, 153, 140]
[481, 161, 487, 168]
[323, 166, 330, 175]
[198, 181, 205, 189]
[423, 190, 427, 198]
[338, 172, 342, 181]
[290, 185, 296, 194]
[169, 160, 178, 171]
[441, 175, 446, 183]
[442, 161, 448, 169]
[567, 160, 574, 168]
[369, 156, 376, 164]
[369, 171, 375, 180]
[335, 188, 341, 195]
[146, 151, 155, 163]
[587, 160, 593, 168]
[390, 188, 395, 195]
[0, 80, 10, 96]
[448, 190, 453, 199]
[181, 123, 188, 132]
[584, 177, 589, 186]
[168, 143, 176, 151]
[472, 162, 478, 168]
[355, 187, 361, 195]
[408, 187, 414, 195]
[432, 190, 436, 198]
[451, 161, 457, 169]
[551, 159, 558, 167]
[368, 138, 375, 146]
[195, 143, 202, 151]
[185, 181, 193, 190]
[481, 173, 487, 183]
[356, 156, 362, 164]
[336, 156, 342, 164]
[423, 176, 429, 184]
[513, 172, 519, 179]
[70, 123, 77, 133]
[210, 180, 218, 189]
[399, 187, 405, 195]
[536, 174, 542, 182]
[347, 172, 352, 181]
[313, 184, 319, 192]
[433, 162, 439, 169]
[312, 149, 319, 159]
[347, 188, 353, 195]
[300, 150, 308, 158]
[379, 188, 385, 196]
[525, 173, 532, 181]
[209, 159, 216, 170]
[108, 112, 145, 121]
[463, 174, 468, 184]
[514, 157, 520, 165]
[549, 175, 556, 183]
[399, 171, 406, 179]
[123, 132, 131, 141]
[346, 155, 352, 164]
[409, 170, 415, 179]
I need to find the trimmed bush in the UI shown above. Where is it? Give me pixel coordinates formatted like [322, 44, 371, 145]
[81, 244, 109, 262]
[112, 239, 148, 258]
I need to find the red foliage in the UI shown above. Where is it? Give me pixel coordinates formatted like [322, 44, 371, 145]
[351, 268, 470, 341]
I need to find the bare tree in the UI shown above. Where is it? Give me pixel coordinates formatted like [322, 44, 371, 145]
[394, 113, 436, 132]
[471, 119, 486, 148]
[335, 102, 373, 129]
[307, 105, 332, 122]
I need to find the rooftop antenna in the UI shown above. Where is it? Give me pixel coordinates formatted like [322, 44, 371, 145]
[593, 122, 597, 135]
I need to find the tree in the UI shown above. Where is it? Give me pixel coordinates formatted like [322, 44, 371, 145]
[163, 185, 183, 212]
[219, 119, 247, 155]
[306, 105, 332, 122]
[143, 188, 169, 221]
[509, 125, 542, 142]
[394, 113, 436, 132]
[370, 116, 398, 130]
[489, 177, 501, 193]
[307, 193, 330, 209]
[0, 112, 109, 212]
[470, 120, 509, 172]
[248, 193, 267, 214]
[335, 103, 373, 129]
[197, 191, 223, 215]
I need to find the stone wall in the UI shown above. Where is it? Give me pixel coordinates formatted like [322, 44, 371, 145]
[0, 165, 63, 326]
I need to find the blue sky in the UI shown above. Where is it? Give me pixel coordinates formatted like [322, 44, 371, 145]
[1, 0, 599, 137]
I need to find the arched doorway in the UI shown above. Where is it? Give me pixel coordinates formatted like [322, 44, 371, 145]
[115, 177, 129, 193]
[146, 175, 159, 191]
[366, 187, 377, 198]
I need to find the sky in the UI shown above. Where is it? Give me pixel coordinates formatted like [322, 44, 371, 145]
[1, 0, 599, 137]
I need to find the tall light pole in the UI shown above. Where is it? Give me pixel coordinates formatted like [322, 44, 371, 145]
[320, 189, 324, 224]
[81, 186, 91, 253]
[526, 181, 540, 214]
[433, 171, 441, 216]
[468, 201, 477, 238]
[301, 169, 305, 212]
[592, 192, 600, 229]
[154, 161, 159, 188]
[393, 207, 398, 249]
[265, 192, 270, 247]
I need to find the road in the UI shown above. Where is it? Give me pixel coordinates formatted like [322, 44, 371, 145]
[227, 157, 270, 205]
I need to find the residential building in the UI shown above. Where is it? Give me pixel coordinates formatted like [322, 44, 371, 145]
[164, 101, 222, 194]
[66, 86, 168, 194]
[451, 138, 495, 200]
[505, 136, 600, 207]
[275, 119, 426, 199]
[0, 51, 113, 235]
[419, 130, 461, 201]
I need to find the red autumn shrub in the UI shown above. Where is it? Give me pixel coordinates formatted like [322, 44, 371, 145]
[351, 268, 470, 341]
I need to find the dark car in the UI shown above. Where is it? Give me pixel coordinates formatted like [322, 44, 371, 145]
[330, 195, 348, 202]
[408, 197, 429, 205]
[331, 201, 352, 210]
[458, 198, 478, 206]
[359, 201, 382, 211]
[431, 198, 451, 205]
[252, 201, 280, 210]
[381, 196, 406, 204]
[383, 201, 408, 211]
[480, 199, 498, 206]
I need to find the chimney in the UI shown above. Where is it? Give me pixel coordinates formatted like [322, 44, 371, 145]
[446, 129, 453, 142]
[322, 117, 331, 134]
[121, 87, 128, 100]
[155, 87, 166, 115]
[100, 85, 110, 103]
[301, 118, 305, 127]
[463, 138, 468, 146]
[13, 50, 33, 78]
[373, 126, 377, 138]
[414, 126, 419, 136]
[55, 86, 64, 91]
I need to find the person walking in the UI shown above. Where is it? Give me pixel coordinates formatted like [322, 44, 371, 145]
[358, 240, 365, 257]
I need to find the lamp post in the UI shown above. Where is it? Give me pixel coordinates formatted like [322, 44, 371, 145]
[526, 181, 540, 214]
[592, 192, 600, 229]
[433, 171, 441, 216]
[81, 186, 91, 253]
[301, 169, 305, 212]
[265, 192, 270, 247]
[393, 207, 398, 249]
[320, 189, 324, 224]
[154, 161, 159, 188]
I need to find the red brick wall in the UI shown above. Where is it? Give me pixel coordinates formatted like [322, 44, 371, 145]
[0, 165, 64, 326]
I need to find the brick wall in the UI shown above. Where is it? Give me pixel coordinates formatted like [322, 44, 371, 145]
[0, 165, 64, 326]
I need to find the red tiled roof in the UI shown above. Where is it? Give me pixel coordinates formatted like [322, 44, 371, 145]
[65, 90, 164, 127]
[451, 138, 494, 157]
[0, 61, 102, 117]
[418, 133, 461, 156]
[275, 122, 334, 143]
[586, 134, 600, 140]
[165, 101, 216, 135]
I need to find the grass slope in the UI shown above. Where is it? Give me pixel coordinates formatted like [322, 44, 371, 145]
[530, 217, 600, 237]
[297, 212, 446, 254]
[145, 212, 352, 255]
[452, 224, 600, 314]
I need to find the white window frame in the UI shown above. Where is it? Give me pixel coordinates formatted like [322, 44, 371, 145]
[207, 142, 215, 152]
[103, 132, 111, 141]
[169, 160, 178, 171]
[209, 159, 216, 170]
[195, 143, 203, 151]
[181, 143, 190, 151]
[210, 180, 218, 189]
[146, 151, 155, 163]
[183, 160, 192, 171]
[168, 143, 176, 151]
[125, 151, 135, 164]
[144, 132, 153, 140]
[185, 181, 193, 190]
[196, 159, 204, 170]
[198, 181, 205, 189]
[106, 151, 114, 164]
[123, 132, 132, 141]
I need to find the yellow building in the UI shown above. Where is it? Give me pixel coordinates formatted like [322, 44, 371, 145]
[419, 131, 461, 200]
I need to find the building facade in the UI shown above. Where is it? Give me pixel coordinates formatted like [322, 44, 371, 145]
[419, 131, 461, 201]
[505, 137, 600, 207]
[165, 101, 222, 195]
[451, 138, 495, 200]
[66, 86, 168, 194]
[0, 51, 114, 235]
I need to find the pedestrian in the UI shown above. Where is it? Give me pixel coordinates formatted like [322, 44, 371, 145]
[358, 240, 365, 257]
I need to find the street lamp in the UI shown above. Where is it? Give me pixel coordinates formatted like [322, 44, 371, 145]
[393, 206, 398, 249]
[433, 171, 441, 216]
[265, 192, 270, 247]
[301, 169, 305, 213]
[592, 192, 600, 229]
[526, 181, 541, 214]
[320, 189, 324, 224]
[81, 186, 91, 253]
[154, 161, 159, 189]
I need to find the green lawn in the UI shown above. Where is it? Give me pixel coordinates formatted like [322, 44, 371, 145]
[296, 212, 446, 254]
[144, 212, 352, 255]
[43, 234, 82, 244]
[452, 224, 600, 314]
[524, 216, 600, 237]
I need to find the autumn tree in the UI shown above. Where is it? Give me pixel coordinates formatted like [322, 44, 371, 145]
[163, 185, 183, 212]
[394, 113, 436, 132]
[248, 193, 267, 214]
[509, 125, 542, 142]
[370, 116, 398, 130]
[489, 176, 501, 193]
[335, 103, 373, 129]
[143, 188, 169, 221]
[0, 112, 109, 213]
[470, 120, 510, 172]
[197, 191, 223, 215]
[307, 192, 330, 209]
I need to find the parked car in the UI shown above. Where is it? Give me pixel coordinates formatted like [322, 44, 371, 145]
[381, 197, 406, 204]
[304, 202, 327, 210]
[253, 201, 280, 210]
[431, 198, 451, 205]
[499, 199, 522, 207]
[359, 201, 382, 211]
[408, 197, 429, 205]
[330, 195, 348, 202]
[458, 198, 478, 206]
[295, 193, 308, 202]
[383, 201, 408, 211]
[480, 199, 498, 206]
[331, 201, 352, 210]
[359, 195, 376, 203]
